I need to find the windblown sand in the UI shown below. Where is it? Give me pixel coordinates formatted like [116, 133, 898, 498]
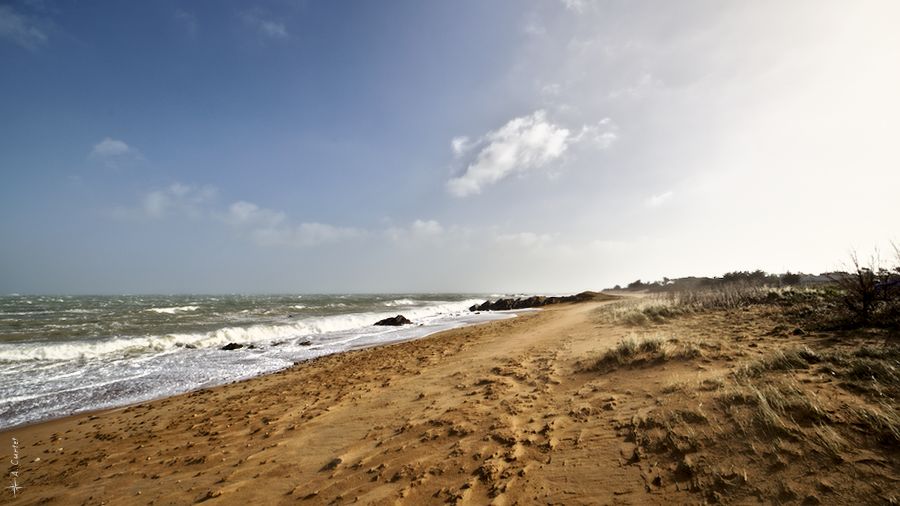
[2, 299, 897, 505]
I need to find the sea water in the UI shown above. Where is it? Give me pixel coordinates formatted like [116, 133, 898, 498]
[0, 294, 513, 429]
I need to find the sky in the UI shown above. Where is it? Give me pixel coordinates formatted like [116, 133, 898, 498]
[1, 0, 899, 294]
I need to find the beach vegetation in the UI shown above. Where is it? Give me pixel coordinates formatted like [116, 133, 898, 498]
[590, 334, 705, 372]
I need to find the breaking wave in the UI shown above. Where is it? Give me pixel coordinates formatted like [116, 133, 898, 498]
[145, 305, 200, 314]
[0, 299, 483, 363]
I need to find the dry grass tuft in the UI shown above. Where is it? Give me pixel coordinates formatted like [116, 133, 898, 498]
[849, 402, 900, 446]
[595, 298, 687, 326]
[699, 377, 725, 391]
[590, 335, 706, 372]
[813, 423, 847, 460]
[734, 348, 817, 379]
[719, 379, 822, 436]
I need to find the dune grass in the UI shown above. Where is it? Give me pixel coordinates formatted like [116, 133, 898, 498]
[591, 334, 704, 372]
[602, 285, 899, 504]
[597, 286, 785, 327]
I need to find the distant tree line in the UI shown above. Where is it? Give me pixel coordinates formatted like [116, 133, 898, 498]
[610, 269, 806, 293]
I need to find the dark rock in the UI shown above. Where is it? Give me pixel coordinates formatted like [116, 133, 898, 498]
[469, 291, 613, 312]
[299, 340, 313, 346]
[374, 315, 413, 326]
[220, 343, 244, 351]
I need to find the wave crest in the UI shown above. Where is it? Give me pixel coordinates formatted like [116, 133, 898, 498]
[145, 306, 200, 314]
[0, 299, 484, 363]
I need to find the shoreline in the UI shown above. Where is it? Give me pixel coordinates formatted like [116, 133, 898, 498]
[0, 298, 515, 431]
[1, 309, 525, 433]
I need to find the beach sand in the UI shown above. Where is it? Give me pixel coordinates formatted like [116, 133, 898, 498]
[2, 298, 897, 505]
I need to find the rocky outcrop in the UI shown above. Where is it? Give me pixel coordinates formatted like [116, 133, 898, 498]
[374, 315, 413, 326]
[469, 291, 613, 312]
[220, 342, 245, 351]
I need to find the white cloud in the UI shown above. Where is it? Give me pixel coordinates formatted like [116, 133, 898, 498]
[451, 137, 470, 157]
[522, 13, 546, 37]
[446, 110, 616, 197]
[142, 183, 217, 219]
[92, 138, 131, 157]
[142, 192, 167, 219]
[572, 118, 618, 148]
[0, 5, 47, 50]
[559, 0, 589, 13]
[90, 138, 141, 168]
[386, 219, 448, 243]
[227, 200, 360, 248]
[241, 9, 288, 40]
[226, 200, 285, 228]
[253, 222, 361, 248]
[411, 219, 443, 237]
[298, 223, 361, 246]
[646, 190, 674, 208]
[447, 110, 569, 197]
[259, 20, 287, 39]
[126, 183, 361, 248]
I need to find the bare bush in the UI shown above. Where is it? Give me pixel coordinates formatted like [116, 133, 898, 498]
[831, 251, 900, 327]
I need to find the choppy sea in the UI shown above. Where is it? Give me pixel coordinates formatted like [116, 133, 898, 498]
[0, 294, 515, 429]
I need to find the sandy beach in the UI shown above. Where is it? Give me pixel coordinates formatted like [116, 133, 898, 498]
[3, 297, 898, 505]
[5, 300, 641, 505]
[5, 1, 899, 503]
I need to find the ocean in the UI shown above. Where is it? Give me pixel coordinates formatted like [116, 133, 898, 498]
[0, 294, 513, 429]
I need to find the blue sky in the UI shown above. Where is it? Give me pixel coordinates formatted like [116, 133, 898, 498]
[2, 0, 899, 294]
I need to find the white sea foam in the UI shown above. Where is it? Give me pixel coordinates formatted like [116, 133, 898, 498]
[382, 298, 417, 307]
[0, 299, 484, 363]
[292, 305, 307, 309]
[145, 305, 200, 314]
[0, 372, 151, 406]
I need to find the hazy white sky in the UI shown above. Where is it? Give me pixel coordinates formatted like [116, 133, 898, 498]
[1, 0, 898, 293]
